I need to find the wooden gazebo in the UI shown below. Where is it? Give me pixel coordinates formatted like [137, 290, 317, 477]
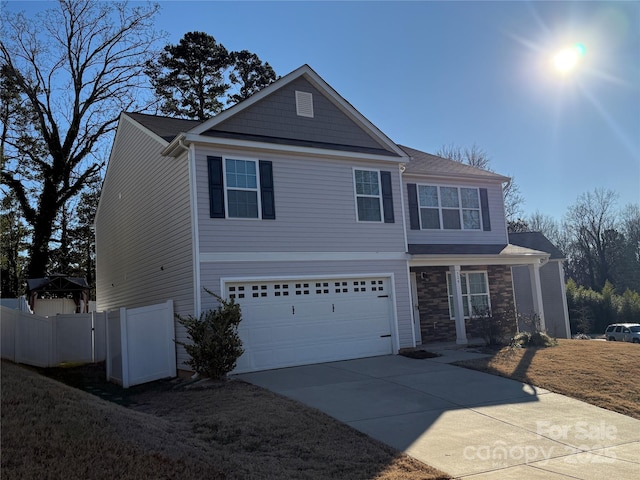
[26, 274, 91, 313]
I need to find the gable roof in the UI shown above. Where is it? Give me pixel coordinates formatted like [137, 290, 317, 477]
[186, 64, 407, 158]
[400, 145, 509, 182]
[509, 232, 565, 260]
[122, 67, 512, 183]
[26, 275, 89, 293]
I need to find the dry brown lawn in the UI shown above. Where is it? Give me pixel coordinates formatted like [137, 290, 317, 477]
[1, 360, 449, 480]
[456, 339, 640, 420]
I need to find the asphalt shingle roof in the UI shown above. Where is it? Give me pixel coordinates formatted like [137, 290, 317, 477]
[399, 145, 509, 181]
[122, 114, 508, 184]
[126, 112, 201, 142]
[508, 232, 565, 260]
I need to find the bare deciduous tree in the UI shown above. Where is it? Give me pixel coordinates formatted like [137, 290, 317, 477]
[437, 143, 491, 170]
[1, 0, 162, 278]
[564, 188, 619, 291]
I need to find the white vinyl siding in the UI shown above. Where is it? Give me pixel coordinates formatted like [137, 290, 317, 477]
[196, 147, 406, 253]
[95, 115, 195, 362]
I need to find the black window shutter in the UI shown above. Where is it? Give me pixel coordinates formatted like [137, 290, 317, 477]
[380, 171, 394, 223]
[207, 156, 225, 218]
[259, 160, 276, 220]
[480, 188, 491, 231]
[407, 183, 420, 230]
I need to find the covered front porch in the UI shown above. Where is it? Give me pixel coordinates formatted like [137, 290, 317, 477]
[408, 244, 549, 345]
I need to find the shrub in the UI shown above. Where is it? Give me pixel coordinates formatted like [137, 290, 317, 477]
[476, 309, 517, 347]
[517, 312, 542, 332]
[512, 331, 557, 348]
[566, 279, 640, 334]
[572, 333, 591, 340]
[176, 290, 244, 379]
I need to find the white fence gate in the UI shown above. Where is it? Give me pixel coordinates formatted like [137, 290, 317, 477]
[1, 300, 176, 388]
[106, 300, 176, 388]
[0, 306, 106, 367]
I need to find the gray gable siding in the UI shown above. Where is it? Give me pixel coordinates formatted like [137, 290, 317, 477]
[95, 116, 194, 326]
[403, 175, 509, 246]
[208, 77, 395, 154]
[195, 146, 407, 253]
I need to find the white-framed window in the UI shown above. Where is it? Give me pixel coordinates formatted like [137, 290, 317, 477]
[446, 271, 491, 318]
[224, 158, 260, 218]
[418, 185, 481, 230]
[354, 169, 382, 222]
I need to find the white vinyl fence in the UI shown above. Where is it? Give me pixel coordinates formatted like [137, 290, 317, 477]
[106, 300, 176, 388]
[0, 306, 106, 367]
[1, 300, 177, 388]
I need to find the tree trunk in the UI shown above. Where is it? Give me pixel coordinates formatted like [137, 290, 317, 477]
[26, 183, 58, 279]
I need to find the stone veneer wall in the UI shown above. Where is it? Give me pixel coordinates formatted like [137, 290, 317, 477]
[413, 265, 515, 343]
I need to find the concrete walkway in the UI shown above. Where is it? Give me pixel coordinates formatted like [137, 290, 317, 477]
[237, 350, 640, 479]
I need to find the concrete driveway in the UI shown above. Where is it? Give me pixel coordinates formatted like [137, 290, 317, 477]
[237, 350, 640, 479]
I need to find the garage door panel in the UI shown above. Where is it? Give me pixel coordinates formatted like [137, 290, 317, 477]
[227, 276, 394, 372]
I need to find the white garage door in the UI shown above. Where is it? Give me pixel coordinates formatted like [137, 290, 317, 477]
[227, 276, 394, 372]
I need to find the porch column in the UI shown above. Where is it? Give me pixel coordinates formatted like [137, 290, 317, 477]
[449, 265, 468, 345]
[557, 261, 571, 339]
[528, 262, 546, 332]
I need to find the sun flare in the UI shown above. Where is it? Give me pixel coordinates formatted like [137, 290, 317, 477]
[552, 43, 586, 74]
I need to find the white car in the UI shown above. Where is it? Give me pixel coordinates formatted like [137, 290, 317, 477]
[604, 323, 640, 343]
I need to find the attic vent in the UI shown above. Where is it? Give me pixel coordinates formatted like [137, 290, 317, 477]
[295, 91, 314, 118]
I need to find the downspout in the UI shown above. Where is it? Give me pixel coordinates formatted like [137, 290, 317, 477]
[184, 140, 202, 318]
[169, 135, 201, 371]
[399, 162, 417, 347]
[169, 135, 201, 318]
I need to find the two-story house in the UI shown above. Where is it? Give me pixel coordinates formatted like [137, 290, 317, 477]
[96, 64, 567, 374]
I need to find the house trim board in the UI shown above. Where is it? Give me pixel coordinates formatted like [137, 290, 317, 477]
[403, 171, 510, 184]
[201, 252, 409, 263]
[165, 133, 407, 163]
[409, 254, 548, 267]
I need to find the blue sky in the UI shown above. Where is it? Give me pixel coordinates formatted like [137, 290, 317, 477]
[8, 1, 640, 221]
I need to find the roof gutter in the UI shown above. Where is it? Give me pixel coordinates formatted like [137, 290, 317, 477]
[161, 133, 188, 157]
[171, 133, 408, 163]
[402, 170, 511, 184]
